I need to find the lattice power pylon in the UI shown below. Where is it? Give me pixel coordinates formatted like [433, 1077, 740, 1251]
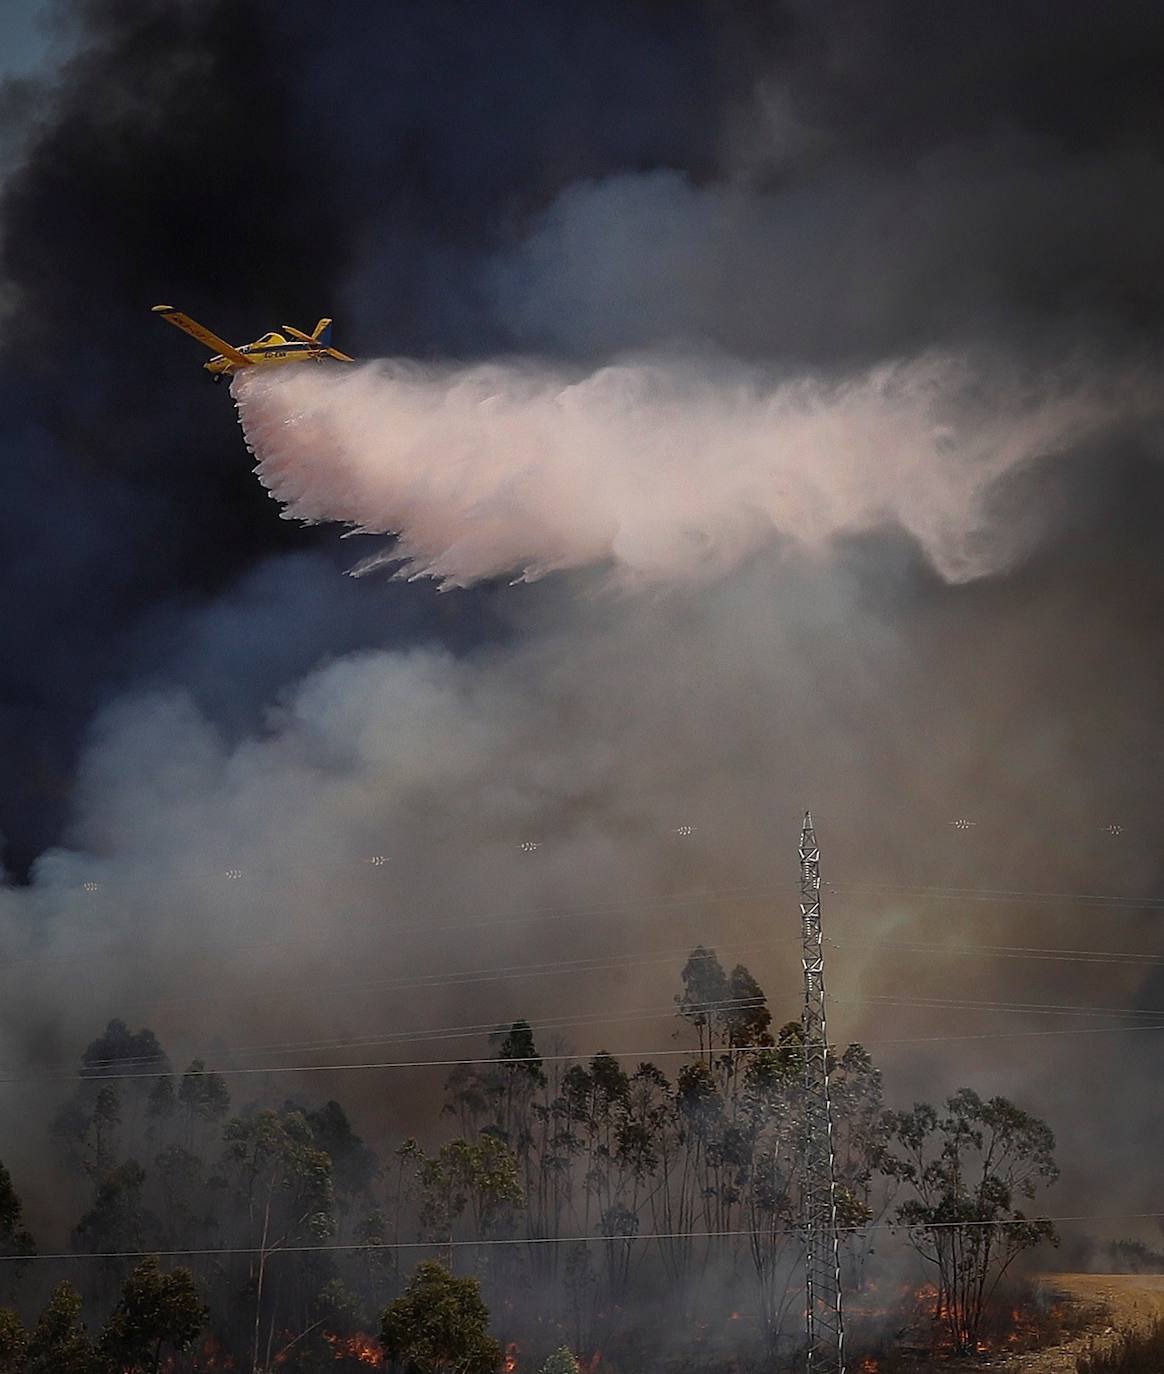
[800, 811, 845, 1374]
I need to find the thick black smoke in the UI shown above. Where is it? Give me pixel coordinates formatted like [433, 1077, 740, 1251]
[5, 0, 1164, 869]
[0, 0, 778, 872]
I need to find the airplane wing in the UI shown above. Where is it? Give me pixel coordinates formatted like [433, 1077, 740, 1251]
[151, 305, 255, 366]
[282, 324, 318, 344]
[283, 323, 353, 362]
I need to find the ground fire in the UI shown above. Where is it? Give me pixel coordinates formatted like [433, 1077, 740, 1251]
[848, 1280, 1092, 1367]
[323, 1333, 383, 1367]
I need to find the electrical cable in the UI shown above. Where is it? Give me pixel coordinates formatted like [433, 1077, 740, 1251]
[1, 1214, 1161, 1263]
[26, 969, 1164, 1081]
[53, 993, 778, 1073]
[834, 992, 1164, 1020]
[828, 881, 1164, 911]
[6, 1013, 1164, 1089]
[829, 936, 1164, 966]
[0, 882, 786, 977]
[51, 981, 1164, 1078]
[5, 877, 1164, 991]
[86, 937, 803, 1016]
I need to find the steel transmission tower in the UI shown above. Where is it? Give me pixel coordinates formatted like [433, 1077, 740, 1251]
[800, 811, 845, 1374]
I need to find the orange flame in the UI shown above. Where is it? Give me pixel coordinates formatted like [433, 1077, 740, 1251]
[323, 1333, 383, 1367]
[503, 1342, 519, 1374]
[190, 1337, 235, 1372]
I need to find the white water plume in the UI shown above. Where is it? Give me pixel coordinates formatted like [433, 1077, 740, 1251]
[234, 353, 1146, 588]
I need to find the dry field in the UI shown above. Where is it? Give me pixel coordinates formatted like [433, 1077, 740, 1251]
[1009, 1274, 1164, 1373]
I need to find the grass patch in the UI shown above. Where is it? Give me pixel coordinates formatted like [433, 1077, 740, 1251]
[1076, 1318, 1164, 1373]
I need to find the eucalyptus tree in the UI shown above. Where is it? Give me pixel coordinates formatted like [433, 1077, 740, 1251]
[98, 1256, 206, 1374]
[417, 1136, 522, 1263]
[561, 1052, 629, 1236]
[25, 1282, 96, 1374]
[177, 1060, 231, 1154]
[73, 1159, 158, 1300]
[885, 1089, 1059, 1353]
[221, 1107, 335, 1369]
[380, 1260, 501, 1374]
[0, 1160, 33, 1299]
[539, 1348, 580, 1374]
[0, 1309, 26, 1374]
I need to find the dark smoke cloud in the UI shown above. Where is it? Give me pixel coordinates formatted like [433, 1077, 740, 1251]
[0, 0, 778, 871]
[485, 148, 1164, 365]
[486, 0, 1164, 365]
[0, 0, 341, 870]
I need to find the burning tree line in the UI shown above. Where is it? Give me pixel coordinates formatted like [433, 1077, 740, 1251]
[0, 945, 1059, 1371]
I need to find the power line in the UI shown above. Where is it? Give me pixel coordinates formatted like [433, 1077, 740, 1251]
[28, 972, 1164, 1082]
[2, 1213, 1161, 1264]
[855, 1021, 1164, 1046]
[8, 1013, 1164, 1090]
[835, 993, 1164, 1021]
[13, 961, 1164, 1083]
[829, 882, 1164, 912]
[0, 883, 785, 977]
[55, 993, 778, 1074]
[14, 913, 1164, 1023]
[5, 910, 1164, 1084]
[0, 1042, 775, 1087]
[102, 937, 802, 1016]
[38, 797, 1164, 907]
[5, 880, 1164, 988]
[210, 990, 967, 1062]
[830, 937, 1164, 966]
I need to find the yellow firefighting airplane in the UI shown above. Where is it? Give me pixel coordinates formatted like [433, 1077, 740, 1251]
[151, 305, 354, 382]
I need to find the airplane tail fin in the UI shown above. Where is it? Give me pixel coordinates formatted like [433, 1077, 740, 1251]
[311, 318, 333, 345]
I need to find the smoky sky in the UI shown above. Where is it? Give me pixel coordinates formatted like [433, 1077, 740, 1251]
[3, 0, 1164, 870]
[0, 0, 766, 872]
[2, 0, 1164, 1242]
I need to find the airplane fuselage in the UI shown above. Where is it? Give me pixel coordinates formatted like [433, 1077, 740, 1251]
[205, 338, 327, 377]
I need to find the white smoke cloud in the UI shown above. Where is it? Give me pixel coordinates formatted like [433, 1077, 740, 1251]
[234, 352, 1146, 589]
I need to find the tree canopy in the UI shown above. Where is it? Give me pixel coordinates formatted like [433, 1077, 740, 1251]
[380, 1261, 501, 1374]
[885, 1088, 1059, 1352]
[98, 1256, 206, 1374]
[25, 1283, 95, 1374]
